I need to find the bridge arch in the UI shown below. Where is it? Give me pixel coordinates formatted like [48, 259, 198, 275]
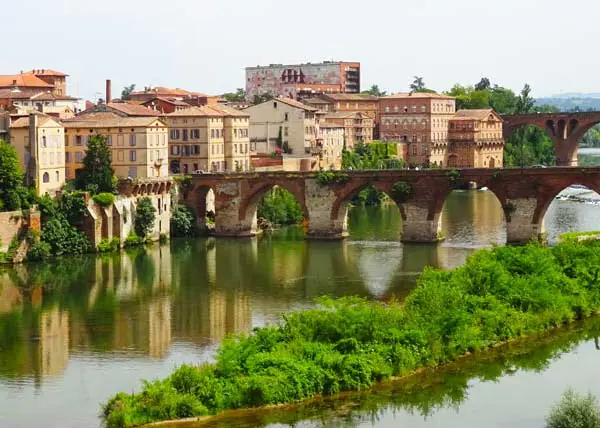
[187, 184, 216, 232]
[534, 179, 600, 227]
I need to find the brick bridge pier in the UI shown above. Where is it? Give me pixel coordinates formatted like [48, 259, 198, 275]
[185, 168, 600, 244]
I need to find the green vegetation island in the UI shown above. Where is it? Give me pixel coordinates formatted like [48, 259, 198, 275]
[102, 238, 600, 427]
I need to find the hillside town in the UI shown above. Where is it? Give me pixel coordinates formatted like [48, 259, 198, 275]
[0, 61, 505, 199]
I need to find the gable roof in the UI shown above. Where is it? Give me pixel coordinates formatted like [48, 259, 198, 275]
[10, 114, 61, 128]
[106, 102, 161, 117]
[454, 109, 502, 121]
[143, 97, 191, 107]
[25, 69, 68, 77]
[275, 97, 318, 112]
[63, 111, 166, 128]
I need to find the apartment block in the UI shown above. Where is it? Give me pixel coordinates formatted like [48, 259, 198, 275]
[317, 122, 345, 170]
[10, 113, 66, 196]
[323, 111, 375, 148]
[245, 61, 360, 101]
[62, 112, 169, 180]
[162, 105, 250, 174]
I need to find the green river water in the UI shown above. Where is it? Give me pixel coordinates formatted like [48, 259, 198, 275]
[2, 188, 600, 427]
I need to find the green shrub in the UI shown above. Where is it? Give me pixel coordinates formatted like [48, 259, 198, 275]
[135, 197, 156, 238]
[257, 187, 303, 226]
[93, 192, 115, 208]
[170, 205, 198, 237]
[59, 191, 88, 224]
[159, 233, 168, 244]
[97, 238, 121, 253]
[42, 217, 90, 256]
[27, 241, 52, 261]
[390, 181, 414, 203]
[546, 389, 600, 428]
[102, 241, 600, 428]
[316, 171, 349, 186]
[124, 232, 145, 247]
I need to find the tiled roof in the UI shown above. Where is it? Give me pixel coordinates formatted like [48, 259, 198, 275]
[165, 104, 248, 118]
[0, 74, 54, 88]
[30, 91, 78, 101]
[323, 93, 378, 101]
[25, 69, 68, 77]
[205, 104, 249, 117]
[0, 89, 77, 101]
[143, 97, 191, 107]
[384, 92, 455, 100]
[63, 111, 166, 128]
[131, 87, 208, 98]
[106, 102, 161, 116]
[10, 114, 59, 128]
[303, 97, 332, 104]
[275, 97, 318, 112]
[453, 109, 498, 120]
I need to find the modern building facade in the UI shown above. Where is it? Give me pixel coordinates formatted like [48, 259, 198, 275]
[245, 61, 360, 101]
[10, 114, 66, 196]
[62, 112, 169, 180]
[163, 105, 250, 174]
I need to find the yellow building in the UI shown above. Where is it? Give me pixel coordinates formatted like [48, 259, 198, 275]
[317, 122, 345, 170]
[163, 105, 250, 174]
[62, 112, 169, 180]
[10, 113, 66, 196]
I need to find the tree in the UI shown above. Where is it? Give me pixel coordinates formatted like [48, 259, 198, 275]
[515, 84, 535, 114]
[253, 92, 275, 104]
[410, 76, 425, 93]
[474, 77, 491, 91]
[362, 84, 387, 97]
[223, 88, 246, 102]
[0, 140, 24, 211]
[121, 84, 136, 101]
[76, 135, 115, 194]
[135, 197, 156, 238]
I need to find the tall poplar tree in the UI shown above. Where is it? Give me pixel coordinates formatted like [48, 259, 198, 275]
[76, 135, 115, 194]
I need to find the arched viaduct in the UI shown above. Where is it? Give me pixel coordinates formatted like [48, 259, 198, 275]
[185, 168, 600, 245]
[502, 112, 600, 166]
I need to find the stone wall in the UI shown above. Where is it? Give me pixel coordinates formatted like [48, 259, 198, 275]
[0, 209, 41, 253]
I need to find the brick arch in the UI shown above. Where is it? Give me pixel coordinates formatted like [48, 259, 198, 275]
[239, 180, 308, 222]
[533, 178, 600, 225]
[330, 179, 405, 223]
[187, 184, 216, 223]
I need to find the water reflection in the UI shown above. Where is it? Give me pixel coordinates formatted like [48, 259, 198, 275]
[1, 191, 600, 427]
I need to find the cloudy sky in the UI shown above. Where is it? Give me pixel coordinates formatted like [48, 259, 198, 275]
[3, 0, 598, 100]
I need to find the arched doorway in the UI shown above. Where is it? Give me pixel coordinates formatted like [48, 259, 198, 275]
[488, 157, 496, 168]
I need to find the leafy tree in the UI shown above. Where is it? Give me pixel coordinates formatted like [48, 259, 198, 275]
[253, 92, 275, 104]
[257, 187, 303, 226]
[121, 84, 136, 101]
[171, 205, 198, 237]
[474, 77, 491, 91]
[76, 135, 115, 194]
[489, 85, 518, 114]
[135, 197, 156, 238]
[223, 88, 246, 102]
[409, 76, 436, 93]
[362, 85, 387, 97]
[515, 84, 535, 114]
[546, 389, 600, 428]
[0, 140, 24, 211]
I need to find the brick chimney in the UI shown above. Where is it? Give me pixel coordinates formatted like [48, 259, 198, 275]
[106, 79, 112, 103]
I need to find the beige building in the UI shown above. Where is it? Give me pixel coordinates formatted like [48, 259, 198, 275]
[10, 113, 66, 196]
[245, 97, 320, 157]
[62, 112, 169, 180]
[323, 111, 374, 148]
[317, 122, 345, 169]
[163, 105, 250, 174]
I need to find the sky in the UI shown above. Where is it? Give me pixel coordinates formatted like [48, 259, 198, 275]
[3, 0, 600, 101]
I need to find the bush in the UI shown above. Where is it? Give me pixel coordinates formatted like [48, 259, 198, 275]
[124, 232, 144, 247]
[93, 192, 115, 208]
[59, 191, 88, 224]
[546, 389, 600, 428]
[98, 238, 121, 253]
[102, 241, 600, 428]
[27, 241, 52, 261]
[135, 197, 156, 238]
[42, 217, 91, 256]
[316, 171, 349, 186]
[390, 181, 414, 203]
[170, 205, 197, 237]
[257, 187, 303, 226]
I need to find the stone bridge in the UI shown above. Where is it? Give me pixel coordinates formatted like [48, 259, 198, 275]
[185, 168, 600, 244]
[502, 111, 600, 166]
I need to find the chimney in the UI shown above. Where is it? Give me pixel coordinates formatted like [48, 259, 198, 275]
[106, 79, 112, 103]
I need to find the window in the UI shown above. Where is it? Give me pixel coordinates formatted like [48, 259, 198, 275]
[75, 135, 82, 146]
[194, 145, 200, 155]
[42, 136, 47, 148]
[385, 106, 390, 113]
[211, 129, 215, 138]
[394, 106, 399, 112]
[411, 145, 417, 155]
[284, 127, 289, 137]
[76, 152, 83, 162]
[55, 171, 60, 182]
[106, 135, 112, 146]
[284, 113, 289, 121]
[65, 152, 70, 162]
[412, 105, 417, 112]
[42, 172, 50, 183]
[403, 105, 408, 112]
[170, 129, 180, 139]
[421, 105, 427, 112]
[129, 134, 136, 146]
[130, 150, 136, 161]
[128, 167, 137, 178]
[421, 144, 428, 155]
[182, 129, 188, 141]
[234, 144, 237, 153]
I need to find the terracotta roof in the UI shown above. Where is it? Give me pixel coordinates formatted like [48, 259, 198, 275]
[454, 109, 499, 120]
[143, 97, 191, 107]
[164, 106, 222, 117]
[63, 111, 166, 128]
[205, 104, 249, 117]
[274, 97, 318, 112]
[131, 87, 208, 98]
[303, 97, 332, 104]
[0, 89, 77, 101]
[30, 91, 78, 101]
[0, 74, 54, 89]
[323, 93, 378, 101]
[10, 114, 59, 128]
[106, 102, 161, 116]
[384, 92, 454, 100]
[25, 69, 68, 77]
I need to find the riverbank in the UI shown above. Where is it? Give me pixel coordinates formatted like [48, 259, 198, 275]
[101, 239, 600, 428]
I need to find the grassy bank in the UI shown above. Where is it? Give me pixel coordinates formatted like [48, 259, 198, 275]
[102, 241, 600, 427]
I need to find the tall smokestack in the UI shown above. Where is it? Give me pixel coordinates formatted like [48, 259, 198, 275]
[106, 79, 112, 103]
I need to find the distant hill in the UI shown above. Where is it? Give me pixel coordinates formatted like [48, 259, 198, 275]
[536, 94, 600, 111]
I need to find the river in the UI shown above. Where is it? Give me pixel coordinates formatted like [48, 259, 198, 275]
[2, 185, 600, 427]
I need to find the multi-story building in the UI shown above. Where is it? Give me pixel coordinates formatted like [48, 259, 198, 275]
[0, 89, 79, 118]
[245, 97, 320, 158]
[323, 111, 375, 148]
[321, 93, 379, 120]
[10, 113, 66, 196]
[62, 112, 169, 180]
[379, 92, 457, 166]
[162, 105, 250, 174]
[317, 122, 345, 170]
[245, 61, 360, 101]
[441, 109, 504, 168]
[24, 70, 68, 96]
